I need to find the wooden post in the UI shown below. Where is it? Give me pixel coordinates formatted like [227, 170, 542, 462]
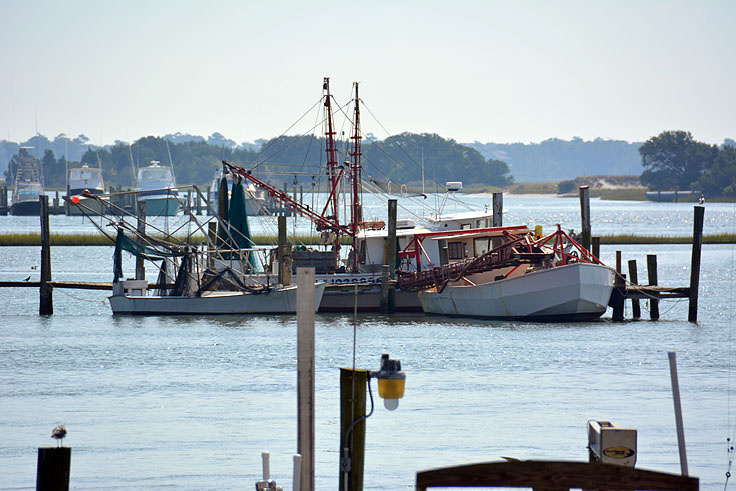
[380, 265, 393, 314]
[136, 202, 146, 280]
[688, 206, 704, 323]
[185, 189, 192, 213]
[195, 190, 202, 215]
[297, 267, 315, 491]
[36, 447, 71, 491]
[592, 237, 600, 259]
[615, 250, 622, 274]
[627, 259, 641, 319]
[39, 195, 53, 316]
[278, 215, 292, 285]
[207, 222, 217, 269]
[387, 199, 397, 279]
[380, 199, 397, 314]
[612, 273, 626, 322]
[492, 192, 503, 227]
[339, 368, 368, 491]
[647, 254, 659, 320]
[668, 351, 689, 476]
[579, 186, 591, 251]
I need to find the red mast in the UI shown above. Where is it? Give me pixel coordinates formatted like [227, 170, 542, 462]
[323, 77, 340, 229]
[349, 82, 363, 272]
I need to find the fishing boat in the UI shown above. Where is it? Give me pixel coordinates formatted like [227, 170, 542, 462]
[136, 161, 180, 216]
[223, 78, 509, 312]
[9, 148, 43, 216]
[104, 175, 325, 315]
[110, 279, 325, 315]
[67, 163, 106, 215]
[407, 226, 616, 321]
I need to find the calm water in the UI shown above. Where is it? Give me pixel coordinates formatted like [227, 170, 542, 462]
[1, 198, 736, 490]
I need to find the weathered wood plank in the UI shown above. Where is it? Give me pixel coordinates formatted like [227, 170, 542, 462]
[415, 460, 698, 491]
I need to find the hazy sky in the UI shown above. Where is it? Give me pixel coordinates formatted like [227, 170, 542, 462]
[1, 0, 734, 146]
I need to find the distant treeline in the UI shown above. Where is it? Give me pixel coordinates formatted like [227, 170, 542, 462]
[2, 132, 514, 190]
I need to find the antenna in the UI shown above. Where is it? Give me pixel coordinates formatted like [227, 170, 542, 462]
[165, 139, 178, 186]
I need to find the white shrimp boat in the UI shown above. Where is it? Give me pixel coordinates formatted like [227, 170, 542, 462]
[418, 262, 615, 321]
[109, 280, 326, 315]
[408, 227, 616, 321]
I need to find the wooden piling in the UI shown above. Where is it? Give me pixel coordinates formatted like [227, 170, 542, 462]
[36, 446, 71, 491]
[380, 265, 394, 314]
[297, 268, 315, 491]
[492, 192, 503, 227]
[612, 273, 626, 322]
[136, 202, 146, 280]
[647, 254, 659, 320]
[615, 250, 622, 274]
[627, 259, 641, 319]
[592, 236, 600, 259]
[380, 200, 397, 314]
[579, 186, 591, 250]
[339, 368, 368, 491]
[688, 206, 704, 323]
[278, 216, 292, 285]
[39, 196, 53, 316]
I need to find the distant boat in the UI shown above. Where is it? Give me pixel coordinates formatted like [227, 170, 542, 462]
[208, 167, 269, 216]
[136, 161, 180, 216]
[10, 149, 43, 216]
[67, 163, 106, 215]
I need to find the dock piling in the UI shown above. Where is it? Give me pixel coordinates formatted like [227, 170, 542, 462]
[627, 259, 641, 319]
[492, 192, 503, 227]
[647, 255, 659, 320]
[380, 200, 397, 314]
[688, 206, 704, 322]
[296, 268, 315, 491]
[579, 186, 591, 250]
[340, 368, 368, 491]
[591, 236, 600, 259]
[36, 446, 71, 491]
[136, 202, 146, 280]
[39, 196, 53, 316]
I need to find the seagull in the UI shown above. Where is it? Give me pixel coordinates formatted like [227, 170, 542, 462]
[51, 425, 67, 447]
[23, 276, 31, 281]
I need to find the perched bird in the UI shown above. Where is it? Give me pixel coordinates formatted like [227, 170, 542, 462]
[23, 276, 30, 281]
[51, 425, 67, 447]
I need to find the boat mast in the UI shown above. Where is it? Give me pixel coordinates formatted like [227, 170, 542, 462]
[322, 77, 341, 256]
[349, 82, 363, 273]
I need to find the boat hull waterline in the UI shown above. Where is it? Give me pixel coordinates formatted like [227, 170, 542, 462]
[418, 262, 616, 321]
[109, 283, 326, 315]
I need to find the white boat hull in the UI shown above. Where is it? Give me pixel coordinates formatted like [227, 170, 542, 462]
[418, 262, 615, 321]
[109, 283, 326, 315]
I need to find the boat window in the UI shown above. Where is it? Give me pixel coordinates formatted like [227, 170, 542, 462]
[448, 241, 464, 260]
[461, 223, 471, 230]
[474, 237, 492, 256]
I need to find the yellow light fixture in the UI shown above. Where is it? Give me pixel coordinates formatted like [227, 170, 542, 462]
[374, 353, 405, 411]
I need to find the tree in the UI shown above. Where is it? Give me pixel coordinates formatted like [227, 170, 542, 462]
[639, 131, 717, 190]
[696, 145, 736, 197]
